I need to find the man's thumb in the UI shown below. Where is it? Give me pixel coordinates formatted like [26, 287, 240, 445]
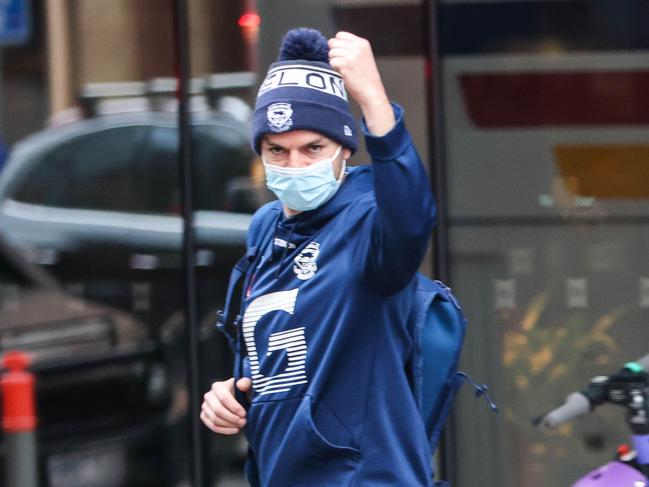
[236, 377, 252, 391]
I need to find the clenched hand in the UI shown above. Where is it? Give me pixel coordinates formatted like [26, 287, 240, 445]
[328, 31, 395, 136]
[201, 377, 252, 435]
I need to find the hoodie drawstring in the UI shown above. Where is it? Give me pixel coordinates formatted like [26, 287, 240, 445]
[275, 222, 297, 279]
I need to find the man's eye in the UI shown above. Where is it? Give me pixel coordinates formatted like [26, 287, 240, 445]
[269, 147, 284, 154]
[309, 145, 323, 152]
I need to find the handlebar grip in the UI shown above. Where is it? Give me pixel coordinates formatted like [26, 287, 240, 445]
[542, 392, 591, 428]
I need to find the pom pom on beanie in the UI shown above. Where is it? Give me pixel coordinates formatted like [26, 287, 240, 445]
[278, 28, 329, 63]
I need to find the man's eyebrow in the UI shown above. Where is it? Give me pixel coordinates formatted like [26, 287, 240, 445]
[263, 140, 286, 149]
[302, 137, 327, 146]
[296, 137, 329, 149]
[263, 137, 328, 149]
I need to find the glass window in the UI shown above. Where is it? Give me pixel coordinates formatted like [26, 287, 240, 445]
[192, 124, 265, 213]
[438, 1, 649, 486]
[12, 122, 263, 214]
[14, 126, 149, 211]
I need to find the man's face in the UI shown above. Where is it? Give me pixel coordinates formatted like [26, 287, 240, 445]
[261, 130, 351, 179]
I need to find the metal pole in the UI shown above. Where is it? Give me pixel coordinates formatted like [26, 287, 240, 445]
[425, 0, 450, 284]
[5, 433, 38, 487]
[424, 0, 458, 485]
[171, 1, 205, 486]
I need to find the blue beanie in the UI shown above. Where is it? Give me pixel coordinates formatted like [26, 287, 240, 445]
[251, 28, 358, 155]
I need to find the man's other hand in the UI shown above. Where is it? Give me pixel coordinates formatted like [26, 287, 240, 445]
[201, 377, 252, 435]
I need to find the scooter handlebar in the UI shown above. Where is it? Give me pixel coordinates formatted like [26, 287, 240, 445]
[540, 392, 591, 428]
[535, 353, 648, 429]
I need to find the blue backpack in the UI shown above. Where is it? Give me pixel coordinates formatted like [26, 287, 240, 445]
[409, 275, 498, 486]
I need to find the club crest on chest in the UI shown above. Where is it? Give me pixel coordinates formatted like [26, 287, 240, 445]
[293, 242, 320, 280]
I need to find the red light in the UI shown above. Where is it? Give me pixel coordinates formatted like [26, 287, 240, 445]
[238, 12, 260, 29]
[617, 444, 631, 456]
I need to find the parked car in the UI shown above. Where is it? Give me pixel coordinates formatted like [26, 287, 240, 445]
[0, 237, 173, 487]
[0, 85, 270, 484]
[0, 108, 256, 326]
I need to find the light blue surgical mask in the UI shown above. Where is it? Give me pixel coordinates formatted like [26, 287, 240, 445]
[262, 146, 346, 212]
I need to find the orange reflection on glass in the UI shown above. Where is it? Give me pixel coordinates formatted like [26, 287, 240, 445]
[554, 144, 649, 198]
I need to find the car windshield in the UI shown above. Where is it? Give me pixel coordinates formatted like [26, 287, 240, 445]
[12, 122, 262, 214]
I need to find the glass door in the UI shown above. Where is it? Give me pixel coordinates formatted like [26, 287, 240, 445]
[435, 1, 649, 485]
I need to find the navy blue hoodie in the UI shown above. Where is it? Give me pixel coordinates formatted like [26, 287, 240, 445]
[237, 104, 437, 486]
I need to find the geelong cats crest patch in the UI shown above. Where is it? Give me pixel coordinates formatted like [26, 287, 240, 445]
[267, 103, 294, 132]
[293, 242, 320, 280]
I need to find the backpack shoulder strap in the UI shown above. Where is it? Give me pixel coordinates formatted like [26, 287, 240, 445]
[216, 206, 280, 351]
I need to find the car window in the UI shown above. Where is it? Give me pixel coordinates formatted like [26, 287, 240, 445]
[14, 126, 150, 212]
[133, 126, 179, 214]
[192, 124, 260, 213]
[115, 123, 261, 214]
[12, 121, 267, 214]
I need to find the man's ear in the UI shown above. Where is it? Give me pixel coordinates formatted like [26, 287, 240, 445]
[342, 147, 352, 161]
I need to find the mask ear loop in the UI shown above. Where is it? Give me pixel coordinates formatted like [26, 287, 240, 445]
[337, 159, 347, 183]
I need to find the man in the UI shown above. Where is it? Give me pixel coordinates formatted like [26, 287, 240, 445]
[201, 28, 437, 486]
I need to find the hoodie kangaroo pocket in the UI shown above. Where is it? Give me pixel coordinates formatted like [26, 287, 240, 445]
[247, 396, 360, 487]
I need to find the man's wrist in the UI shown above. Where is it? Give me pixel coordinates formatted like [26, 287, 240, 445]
[364, 102, 408, 161]
[359, 95, 395, 136]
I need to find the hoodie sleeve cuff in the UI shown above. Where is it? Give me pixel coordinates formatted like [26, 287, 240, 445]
[362, 102, 408, 162]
